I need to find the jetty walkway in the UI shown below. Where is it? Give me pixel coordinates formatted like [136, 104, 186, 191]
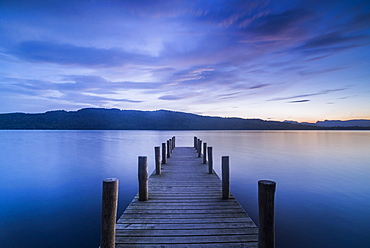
[100, 137, 276, 248]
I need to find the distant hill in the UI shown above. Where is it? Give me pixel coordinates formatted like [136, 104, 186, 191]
[285, 119, 370, 128]
[315, 120, 370, 127]
[0, 108, 369, 130]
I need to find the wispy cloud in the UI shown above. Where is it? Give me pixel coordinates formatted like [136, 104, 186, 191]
[288, 99, 310, 103]
[9, 41, 155, 67]
[268, 88, 347, 101]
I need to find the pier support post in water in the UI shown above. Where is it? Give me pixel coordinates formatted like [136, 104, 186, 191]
[207, 147, 213, 174]
[172, 136, 175, 149]
[203, 142, 207, 164]
[138, 156, 148, 201]
[222, 156, 230, 199]
[258, 180, 276, 248]
[101, 178, 118, 248]
[155, 146, 161, 175]
[198, 140, 202, 158]
[161, 143, 167, 164]
[194, 136, 197, 149]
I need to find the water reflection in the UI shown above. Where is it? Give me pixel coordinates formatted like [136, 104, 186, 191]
[0, 130, 369, 247]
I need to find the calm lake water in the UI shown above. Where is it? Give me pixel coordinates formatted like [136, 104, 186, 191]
[0, 130, 369, 247]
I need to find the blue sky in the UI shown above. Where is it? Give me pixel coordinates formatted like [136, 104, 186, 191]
[1, 0, 369, 122]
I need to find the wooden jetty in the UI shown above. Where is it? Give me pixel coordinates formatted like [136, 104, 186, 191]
[101, 137, 276, 248]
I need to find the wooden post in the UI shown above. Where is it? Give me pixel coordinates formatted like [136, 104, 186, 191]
[222, 156, 230, 199]
[203, 142, 207, 164]
[101, 178, 118, 248]
[155, 146, 161, 175]
[198, 140, 202, 158]
[172, 136, 175, 149]
[162, 143, 167, 164]
[167, 140, 171, 158]
[138, 156, 148, 201]
[194, 137, 197, 149]
[258, 180, 276, 248]
[207, 146, 213, 174]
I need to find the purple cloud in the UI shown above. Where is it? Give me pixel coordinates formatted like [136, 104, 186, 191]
[288, 99, 310, 103]
[11, 41, 154, 67]
[268, 88, 347, 101]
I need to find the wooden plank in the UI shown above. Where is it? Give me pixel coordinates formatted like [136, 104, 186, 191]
[116, 222, 256, 230]
[117, 218, 254, 224]
[116, 228, 258, 236]
[116, 243, 258, 248]
[115, 146, 258, 247]
[115, 234, 258, 244]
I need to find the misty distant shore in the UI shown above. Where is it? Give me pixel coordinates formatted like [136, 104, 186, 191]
[1, 108, 369, 130]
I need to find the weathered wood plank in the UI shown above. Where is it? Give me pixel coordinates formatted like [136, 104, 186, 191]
[116, 222, 256, 230]
[115, 234, 258, 244]
[116, 228, 258, 236]
[116, 243, 258, 248]
[117, 217, 254, 224]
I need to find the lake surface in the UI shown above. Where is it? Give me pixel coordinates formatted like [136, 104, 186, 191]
[0, 130, 369, 247]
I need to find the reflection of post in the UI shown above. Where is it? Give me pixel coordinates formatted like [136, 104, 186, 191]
[207, 147, 213, 174]
[203, 142, 207, 164]
[198, 140, 202, 158]
[222, 156, 230, 199]
[258, 180, 276, 248]
[138, 156, 148, 201]
[155, 146, 161, 175]
[101, 178, 118, 248]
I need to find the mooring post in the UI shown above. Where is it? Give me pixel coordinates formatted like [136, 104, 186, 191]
[198, 140, 202, 158]
[222, 156, 230, 199]
[203, 142, 207, 164]
[194, 136, 197, 149]
[258, 180, 276, 248]
[207, 146, 213, 174]
[101, 178, 118, 248]
[138, 156, 148, 201]
[167, 140, 171, 158]
[172, 136, 175, 149]
[162, 143, 167, 164]
[155, 146, 161, 175]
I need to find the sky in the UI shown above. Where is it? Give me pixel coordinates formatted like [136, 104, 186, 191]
[0, 0, 369, 122]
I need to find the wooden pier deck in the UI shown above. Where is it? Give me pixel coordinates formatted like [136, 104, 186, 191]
[115, 147, 258, 247]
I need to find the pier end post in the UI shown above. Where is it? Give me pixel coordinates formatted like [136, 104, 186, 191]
[155, 146, 161, 175]
[101, 178, 118, 248]
[203, 142, 207, 164]
[198, 140, 202, 158]
[138, 156, 148, 201]
[161, 143, 167, 164]
[222, 156, 230, 199]
[207, 147, 213, 174]
[167, 140, 171, 158]
[258, 180, 276, 248]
